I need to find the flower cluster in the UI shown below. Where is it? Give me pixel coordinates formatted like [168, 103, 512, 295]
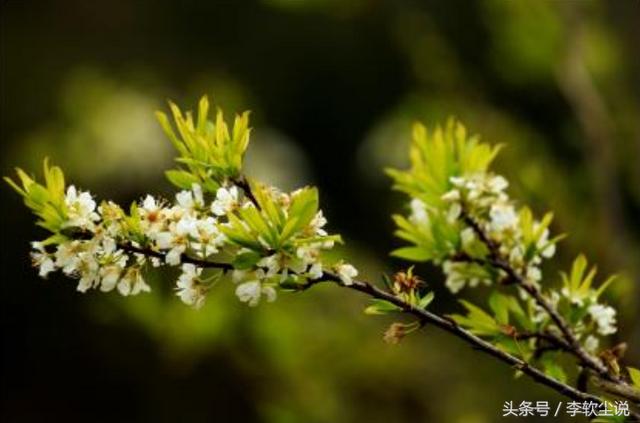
[387, 119, 622, 363]
[401, 171, 618, 355]
[24, 166, 364, 313]
[439, 172, 556, 294]
[8, 98, 357, 310]
[29, 185, 153, 296]
[25, 180, 355, 309]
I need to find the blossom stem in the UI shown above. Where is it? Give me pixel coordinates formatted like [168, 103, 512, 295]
[118, 242, 234, 271]
[233, 176, 260, 210]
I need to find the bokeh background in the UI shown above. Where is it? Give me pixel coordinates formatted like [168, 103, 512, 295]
[1, 0, 639, 422]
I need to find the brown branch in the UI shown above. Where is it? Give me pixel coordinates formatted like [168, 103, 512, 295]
[68, 187, 640, 410]
[69, 228, 234, 271]
[306, 272, 625, 408]
[119, 243, 234, 271]
[460, 212, 639, 400]
[94, 235, 640, 415]
[234, 176, 260, 210]
[515, 331, 572, 353]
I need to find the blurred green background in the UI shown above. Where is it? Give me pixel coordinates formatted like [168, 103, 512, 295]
[1, 0, 639, 422]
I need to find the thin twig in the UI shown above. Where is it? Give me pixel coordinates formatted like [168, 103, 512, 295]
[234, 176, 260, 210]
[119, 243, 234, 271]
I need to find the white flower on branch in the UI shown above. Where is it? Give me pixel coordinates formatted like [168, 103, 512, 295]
[310, 211, 328, 236]
[176, 184, 204, 212]
[99, 262, 124, 292]
[175, 263, 207, 309]
[190, 217, 226, 257]
[446, 203, 462, 223]
[117, 267, 150, 296]
[211, 186, 239, 216]
[258, 254, 281, 277]
[409, 198, 429, 226]
[64, 185, 99, 229]
[235, 280, 276, 307]
[489, 203, 518, 233]
[308, 263, 323, 280]
[30, 242, 55, 278]
[75, 255, 100, 293]
[442, 260, 491, 294]
[441, 189, 461, 203]
[460, 227, 475, 248]
[55, 241, 84, 275]
[336, 263, 358, 286]
[588, 303, 617, 336]
[139, 195, 167, 236]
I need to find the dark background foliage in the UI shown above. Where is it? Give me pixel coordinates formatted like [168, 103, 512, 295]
[1, 0, 639, 421]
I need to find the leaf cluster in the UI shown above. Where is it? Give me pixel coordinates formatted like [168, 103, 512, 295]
[4, 159, 68, 241]
[157, 96, 251, 193]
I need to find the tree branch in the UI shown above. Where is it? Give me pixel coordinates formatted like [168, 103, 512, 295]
[118, 242, 234, 271]
[92, 232, 640, 416]
[461, 212, 640, 402]
[234, 176, 260, 210]
[306, 272, 632, 409]
[124, 178, 636, 409]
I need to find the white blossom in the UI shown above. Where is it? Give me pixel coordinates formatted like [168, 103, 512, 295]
[588, 304, 617, 336]
[175, 263, 206, 308]
[235, 280, 276, 306]
[441, 189, 461, 202]
[308, 263, 323, 280]
[488, 175, 508, 193]
[55, 241, 83, 275]
[165, 245, 186, 266]
[64, 185, 99, 229]
[446, 203, 462, 223]
[30, 242, 55, 278]
[99, 264, 122, 292]
[489, 203, 518, 232]
[258, 254, 281, 277]
[526, 266, 542, 283]
[336, 263, 358, 286]
[211, 186, 239, 216]
[175, 184, 204, 211]
[139, 195, 166, 236]
[584, 335, 600, 354]
[409, 198, 429, 225]
[443, 260, 467, 293]
[310, 211, 328, 236]
[117, 267, 150, 296]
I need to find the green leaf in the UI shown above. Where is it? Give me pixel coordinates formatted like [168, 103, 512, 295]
[5, 160, 69, 234]
[364, 299, 402, 315]
[451, 300, 500, 336]
[628, 367, 640, 388]
[165, 169, 201, 190]
[489, 292, 510, 325]
[387, 118, 502, 207]
[595, 274, 618, 299]
[232, 251, 262, 270]
[156, 97, 252, 190]
[391, 246, 431, 262]
[540, 353, 567, 383]
[418, 291, 435, 309]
